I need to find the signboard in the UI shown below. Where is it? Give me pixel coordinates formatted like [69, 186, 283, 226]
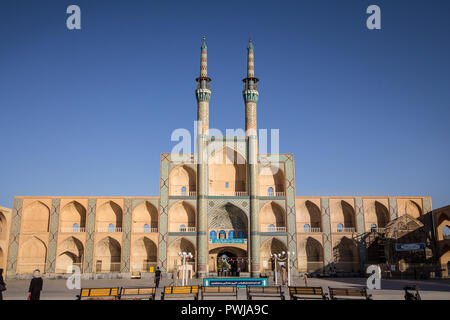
[395, 243, 426, 251]
[203, 278, 268, 288]
[210, 239, 245, 244]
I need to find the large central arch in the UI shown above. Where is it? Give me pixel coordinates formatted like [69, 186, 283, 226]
[209, 203, 248, 231]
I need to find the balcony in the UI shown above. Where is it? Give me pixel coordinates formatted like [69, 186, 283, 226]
[336, 227, 356, 233]
[260, 224, 286, 232]
[301, 227, 322, 233]
[170, 191, 198, 197]
[170, 226, 196, 233]
[209, 191, 248, 197]
[60, 227, 86, 233]
[132, 227, 158, 233]
[97, 227, 122, 233]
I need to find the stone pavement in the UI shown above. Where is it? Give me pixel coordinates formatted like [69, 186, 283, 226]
[2, 276, 449, 300]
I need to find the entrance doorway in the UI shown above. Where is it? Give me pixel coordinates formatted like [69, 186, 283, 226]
[210, 247, 248, 276]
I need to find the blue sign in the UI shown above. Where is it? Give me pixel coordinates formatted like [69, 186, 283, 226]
[203, 278, 268, 288]
[395, 243, 426, 251]
[211, 239, 245, 244]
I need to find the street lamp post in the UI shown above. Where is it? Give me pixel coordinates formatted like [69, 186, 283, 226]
[281, 251, 296, 286]
[178, 251, 193, 286]
[270, 253, 282, 285]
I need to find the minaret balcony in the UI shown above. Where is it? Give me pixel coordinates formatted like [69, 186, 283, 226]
[243, 89, 259, 102]
[196, 88, 211, 101]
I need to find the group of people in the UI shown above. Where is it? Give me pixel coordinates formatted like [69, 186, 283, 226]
[0, 268, 44, 300]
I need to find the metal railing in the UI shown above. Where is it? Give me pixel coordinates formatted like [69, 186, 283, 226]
[170, 191, 197, 196]
[132, 227, 158, 233]
[170, 226, 196, 232]
[209, 191, 248, 197]
[265, 192, 286, 197]
[55, 263, 83, 274]
[336, 227, 356, 233]
[94, 262, 121, 273]
[301, 227, 322, 233]
[60, 227, 86, 233]
[96, 227, 122, 233]
[260, 225, 286, 232]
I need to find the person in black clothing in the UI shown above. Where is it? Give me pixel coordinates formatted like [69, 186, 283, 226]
[154, 267, 161, 288]
[28, 269, 43, 300]
[0, 268, 6, 300]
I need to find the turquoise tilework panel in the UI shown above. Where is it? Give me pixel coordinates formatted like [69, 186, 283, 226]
[83, 198, 96, 273]
[158, 153, 170, 271]
[46, 198, 60, 273]
[121, 198, 132, 272]
[7, 198, 23, 275]
[321, 198, 332, 269]
[388, 198, 398, 221]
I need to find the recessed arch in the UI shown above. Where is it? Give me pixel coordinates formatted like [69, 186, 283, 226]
[375, 201, 390, 228]
[258, 165, 285, 195]
[169, 165, 196, 196]
[0, 212, 7, 240]
[17, 236, 47, 274]
[131, 237, 157, 272]
[21, 201, 50, 233]
[259, 237, 288, 272]
[96, 201, 123, 231]
[94, 236, 121, 273]
[208, 146, 247, 195]
[333, 237, 359, 272]
[259, 202, 286, 232]
[132, 201, 158, 232]
[305, 200, 322, 230]
[166, 237, 196, 273]
[168, 201, 196, 232]
[55, 236, 84, 273]
[298, 237, 324, 272]
[341, 200, 356, 228]
[60, 201, 86, 232]
[209, 203, 248, 233]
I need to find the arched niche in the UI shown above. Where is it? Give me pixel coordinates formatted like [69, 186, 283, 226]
[166, 238, 196, 273]
[132, 201, 158, 232]
[298, 237, 324, 272]
[332, 237, 359, 272]
[169, 165, 196, 195]
[96, 201, 123, 230]
[55, 236, 84, 273]
[258, 165, 285, 196]
[259, 202, 286, 232]
[21, 201, 50, 233]
[131, 237, 157, 272]
[17, 236, 47, 274]
[209, 203, 248, 235]
[305, 200, 322, 230]
[375, 201, 390, 228]
[168, 201, 196, 232]
[208, 147, 247, 195]
[259, 238, 287, 272]
[94, 236, 121, 272]
[60, 201, 87, 231]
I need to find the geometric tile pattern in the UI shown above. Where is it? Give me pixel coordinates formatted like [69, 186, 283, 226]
[354, 197, 366, 271]
[158, 153, 170, 271]
[46, 198, 60, 273]
[6, 198, 23, 275]
[121, 198, 132, 273]
[284, 154, 298, 270]
[320, 198, 332, 270]
[83, 198, 96, 273]
[388, 197, 398, 221]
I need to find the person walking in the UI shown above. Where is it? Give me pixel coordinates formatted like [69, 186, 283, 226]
[154, 267, 161, 288]
[0, 269, 6, 300]
[281, 265, 287, 286]
[303, 273, 308, 287]
[28, 269, 43, 300]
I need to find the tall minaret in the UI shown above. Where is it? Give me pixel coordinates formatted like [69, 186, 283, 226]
[195, 36, 211, 278]
[243, 38, 260, 277]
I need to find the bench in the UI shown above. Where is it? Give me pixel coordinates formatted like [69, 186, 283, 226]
[247, 286, 285, 300]
[328, 287, 372, 300]
[404, 285, 421, 300]
[161, 285, 200, 300]
[288, 286, 328, 300]
[119, 287, 156, 300]
[76, 287, 120, 300]
[201, 286, 238, 300]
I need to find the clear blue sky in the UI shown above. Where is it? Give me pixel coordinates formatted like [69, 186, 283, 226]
[1, 0, 449, 209]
